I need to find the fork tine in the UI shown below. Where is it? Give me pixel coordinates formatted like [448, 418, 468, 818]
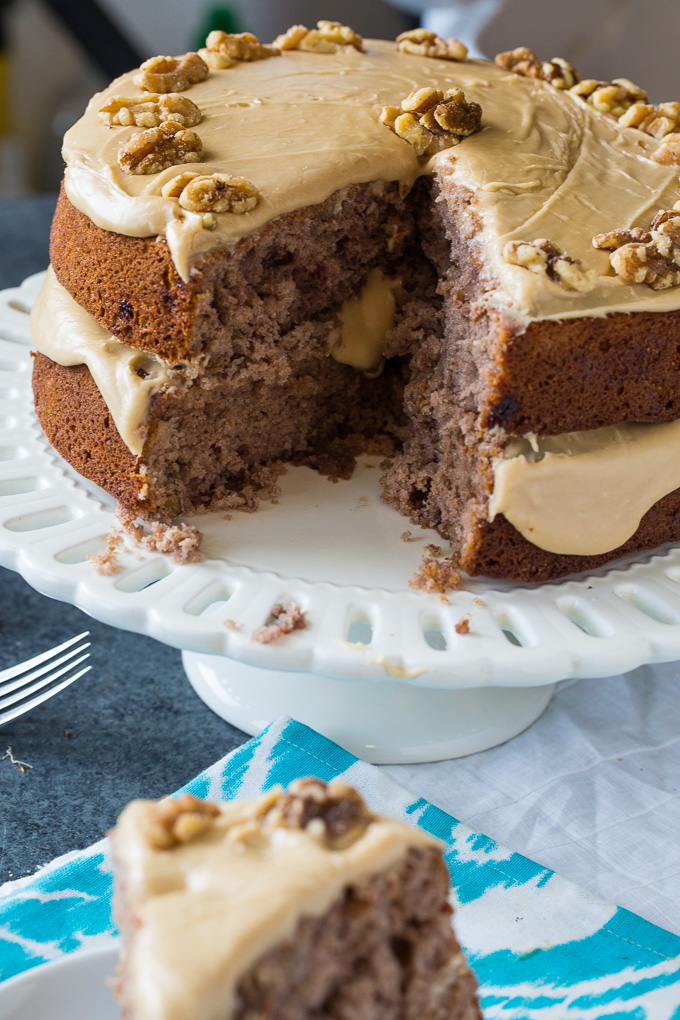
[0, 653, 90, 711]
[0, 632, 90, 684]
[0, 641, 91, 698]
[0, 665, 91, 728]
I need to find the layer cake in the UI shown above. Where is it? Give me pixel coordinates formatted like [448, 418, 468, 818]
[30, 26, 680, 581]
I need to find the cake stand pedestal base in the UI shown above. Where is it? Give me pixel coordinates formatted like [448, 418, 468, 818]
[182, 651, 556, 764]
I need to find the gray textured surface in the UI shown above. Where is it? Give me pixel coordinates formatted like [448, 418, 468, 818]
[0, 196, 248, 883]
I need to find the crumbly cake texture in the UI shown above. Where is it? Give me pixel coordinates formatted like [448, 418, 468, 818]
[112, 780, 481, 1020]
[251, 603, 307, 644]
[37, 180, 419, 520]
[31, 31, 680, 581]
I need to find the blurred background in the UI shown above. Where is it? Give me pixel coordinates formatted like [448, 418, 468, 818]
[1, 0, 680, 198]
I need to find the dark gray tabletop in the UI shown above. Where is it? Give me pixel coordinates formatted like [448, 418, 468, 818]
[0, 196, 247, 884]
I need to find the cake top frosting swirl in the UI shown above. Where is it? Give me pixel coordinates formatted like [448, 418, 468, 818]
[62, 38, 680, 322]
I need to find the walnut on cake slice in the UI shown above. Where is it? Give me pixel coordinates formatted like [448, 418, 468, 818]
[111, 780, 481, 1020]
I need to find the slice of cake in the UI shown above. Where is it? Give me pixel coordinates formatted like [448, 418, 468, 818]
[112, 779, 480, 1019]
[30, 25, 680, 581]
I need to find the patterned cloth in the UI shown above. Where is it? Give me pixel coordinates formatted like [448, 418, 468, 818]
[1, 717, 679, 1018]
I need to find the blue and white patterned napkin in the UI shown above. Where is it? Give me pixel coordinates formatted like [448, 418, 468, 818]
[1, 717, 679, 1018]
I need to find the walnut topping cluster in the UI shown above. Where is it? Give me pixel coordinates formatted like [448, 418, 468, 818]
[593, 206, 680, 289]
[570, 77, 647, 118]
[273, 20, 364, 53]
[396, 28, 467, 61]
[198, 30, 278, 69]
[569, 80, 680, 163]
[161, 171, 260, 214]
[380, 86, 482, 159]
[620, 101, 680, 138]
[650, 134, 680, 166]
[142, 793, 220, 849]
[503, 238, 598, 292]
[105, 50, 209, 183]
[495, 47, 579, 89]
[97, 43, 269, 217]
[133, 52, 208, 93]
[262, 779, 375, 850]
[494, 44, 680, 162]
[118, 119, 203, 175]
[98, 93, 202, 128]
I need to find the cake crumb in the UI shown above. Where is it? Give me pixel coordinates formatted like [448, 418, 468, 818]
[455, 617, 470, 635]
[474, 597, 486, 608]
[141, 522, 203, 564]
[113, 506, 204, 564]
[224, 619, 241, 630]
[439, 594, 449, 604]
[252, 603, 307, 644]
[116, 504, 145, 541]
[87, 541, 121, 575]
[400, 530, 412, 542]
[424, 543, 444, 558]
[223, 513, 233, 521]
[410, 555, 461, 594]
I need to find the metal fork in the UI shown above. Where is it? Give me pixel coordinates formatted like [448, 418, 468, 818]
[0, 632, 91, 727]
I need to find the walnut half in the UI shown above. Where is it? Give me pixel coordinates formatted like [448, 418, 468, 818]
[503, 238, 597, 293]
[381, 86, 482, 159]
[262, 779, 375, 850]
[133, 52, 208, 94]
[593, 206, 680, 289]
[198, 30, 279, 69]
[592, 227, 652, 250]
[162, 171, 260, 214]
[396, 28, 467, 61]
[118, 120, 203, 175]
[651, 133, 680, 166]
[272, 21, 364, 54]
[495, 47, 580, 90]
[98, 93, 201, 129]
[142, 793, 220, 850]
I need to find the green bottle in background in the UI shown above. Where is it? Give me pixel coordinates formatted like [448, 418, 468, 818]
[194, 6, 240, 50]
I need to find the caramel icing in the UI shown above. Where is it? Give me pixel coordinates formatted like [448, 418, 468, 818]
[115, 793, 439, 1020]
[327, 269, 397, 371]
[30, 268, 171, 457]
[62, 40, 680, 318]
[33, 273, 680, 556]
[489, 421, 680, 555]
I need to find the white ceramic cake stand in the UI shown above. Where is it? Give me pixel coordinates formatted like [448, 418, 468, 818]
[5, 273, 680, 763]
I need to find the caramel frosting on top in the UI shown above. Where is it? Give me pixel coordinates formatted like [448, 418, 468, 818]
[63, 40, 680, 320]
[115, 787, 439, 1020]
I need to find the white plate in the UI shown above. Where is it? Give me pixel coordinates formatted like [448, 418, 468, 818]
[0, 945, 118, 1020]
[5, 272, 680, 760]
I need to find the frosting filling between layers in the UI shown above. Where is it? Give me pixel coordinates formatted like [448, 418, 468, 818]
[489, 422, 680, 555]
[326, 269, 397, 372]
[30, 267, 171, 457]
[62, 40, 680, 320]
[30, 270, 398, 455]
[33, 272, 680, 557]
[115, 795, 440, 1020]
